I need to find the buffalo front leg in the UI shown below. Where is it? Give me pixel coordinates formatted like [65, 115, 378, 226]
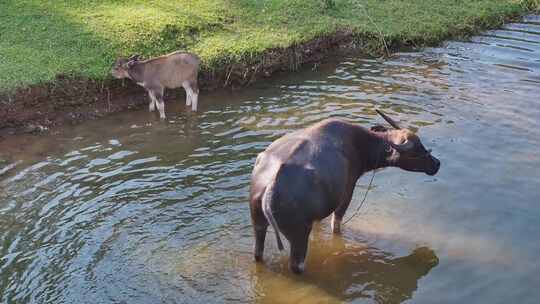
[331, 213, 342, 234]
[332, 199, 352, 234]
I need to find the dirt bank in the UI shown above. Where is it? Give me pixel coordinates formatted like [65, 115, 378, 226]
[0, 30, 359, 137]
[0, 10, 529, 138]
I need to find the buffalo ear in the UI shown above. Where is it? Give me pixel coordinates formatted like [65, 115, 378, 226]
[370, 125, 388, 132]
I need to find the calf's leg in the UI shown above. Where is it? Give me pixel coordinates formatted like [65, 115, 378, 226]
[182, 81, 192, 107]
[183, 78, 199, 111]
[190, 80, 199, 111]
[149, 87, 166, 119]
[147, 91, 157, 112]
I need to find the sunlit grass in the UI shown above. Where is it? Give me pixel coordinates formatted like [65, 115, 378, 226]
[0, 0, 537, 93]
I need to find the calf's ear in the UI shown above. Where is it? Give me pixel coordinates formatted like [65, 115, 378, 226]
[128, 54, 141, 61]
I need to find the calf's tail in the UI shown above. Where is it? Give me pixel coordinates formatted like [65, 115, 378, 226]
[261, 180, 284, 251]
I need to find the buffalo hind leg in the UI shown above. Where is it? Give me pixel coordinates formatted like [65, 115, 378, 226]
[288, 224, 312, 274]
[254, 225, 268, 262]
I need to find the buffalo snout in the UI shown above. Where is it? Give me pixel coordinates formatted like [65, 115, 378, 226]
[426, 155, 440, 176]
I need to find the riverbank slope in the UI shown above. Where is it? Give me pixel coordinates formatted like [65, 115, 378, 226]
[0, 0, 538, 133]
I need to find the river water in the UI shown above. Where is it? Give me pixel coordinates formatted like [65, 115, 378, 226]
[1, 16, 539, 304]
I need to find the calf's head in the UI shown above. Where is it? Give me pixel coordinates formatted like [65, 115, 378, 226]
[111, 55, 140, 79]
[374, 110, 440, 176]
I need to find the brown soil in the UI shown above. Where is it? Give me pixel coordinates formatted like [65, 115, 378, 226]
[0, 30, 360, 138]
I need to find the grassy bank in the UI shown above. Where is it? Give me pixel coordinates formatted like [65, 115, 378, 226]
[0, 0, 538, 96]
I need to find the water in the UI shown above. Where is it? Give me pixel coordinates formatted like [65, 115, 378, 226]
[1, 16, 540, 303]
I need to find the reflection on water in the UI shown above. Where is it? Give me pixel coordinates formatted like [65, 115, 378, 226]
[252, 225, 439, 304]
[1, 15, 540, 304]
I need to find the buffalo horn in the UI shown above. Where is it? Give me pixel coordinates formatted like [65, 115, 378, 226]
[376, 109, 401, 130]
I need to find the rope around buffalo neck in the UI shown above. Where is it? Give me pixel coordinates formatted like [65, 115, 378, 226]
[342, 148, 383, 225]
[342, 168, 376, 225]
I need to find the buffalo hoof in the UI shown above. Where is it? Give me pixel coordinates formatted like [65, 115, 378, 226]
[289, 262, 305, 274]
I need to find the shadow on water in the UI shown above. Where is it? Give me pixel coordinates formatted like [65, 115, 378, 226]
[251, 225, 439, 304]
[144, 222, 439, 304]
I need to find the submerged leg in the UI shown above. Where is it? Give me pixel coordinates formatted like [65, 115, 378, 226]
[288, 224, 312, 274]
[182, 81, 192, 106]
[190, 91, 198, 111]
[331, 213, 342, 234]
[190, 80, 199, 111]
[332, 193, 354, 234]
[152, 88, 166, 119]
[156, 100, 165, 119]
[148, 91, 157, 112]
[254, 224, 268, 262]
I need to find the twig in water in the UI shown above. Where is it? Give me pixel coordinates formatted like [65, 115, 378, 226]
[248, 63, 261, 85]
[352, 0, 390, 57]
[224, 66, 234, 87]
[106, 88, 111, 112]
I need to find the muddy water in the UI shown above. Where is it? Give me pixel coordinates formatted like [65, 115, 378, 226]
[1, 16, 540, 304]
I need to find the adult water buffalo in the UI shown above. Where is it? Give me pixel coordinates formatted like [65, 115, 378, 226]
[249, 110, 440, 274]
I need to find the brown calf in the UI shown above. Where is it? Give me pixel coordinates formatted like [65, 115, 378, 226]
[112, 51, 200, 119]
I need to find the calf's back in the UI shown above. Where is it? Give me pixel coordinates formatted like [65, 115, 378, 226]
[145, 51, 199, 88]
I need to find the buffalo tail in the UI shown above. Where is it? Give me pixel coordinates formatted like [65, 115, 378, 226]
[261, 181, 284, 251]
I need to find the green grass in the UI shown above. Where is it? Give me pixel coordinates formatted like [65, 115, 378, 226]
[0, 0, 537, 94]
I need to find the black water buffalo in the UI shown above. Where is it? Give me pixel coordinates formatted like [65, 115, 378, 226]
[249, 110, 440, 274]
